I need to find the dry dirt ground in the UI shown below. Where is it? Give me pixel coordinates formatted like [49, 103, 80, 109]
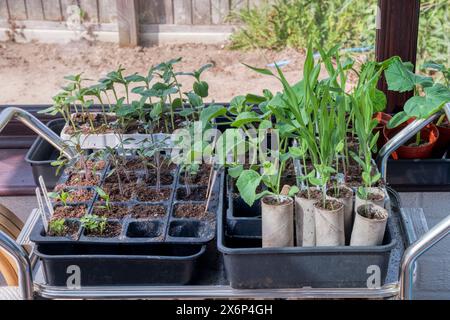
[0, 41, 318, 105]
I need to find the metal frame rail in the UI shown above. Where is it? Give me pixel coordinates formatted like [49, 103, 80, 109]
[0, 107, 449, 300]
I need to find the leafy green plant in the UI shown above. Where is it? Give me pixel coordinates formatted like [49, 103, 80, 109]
[385, 58, 450, 135]
[48, 190, 70, 206]
[49, 218, 66, 236]
[80, 214, 107, 235]
[94, 187, 111, 211]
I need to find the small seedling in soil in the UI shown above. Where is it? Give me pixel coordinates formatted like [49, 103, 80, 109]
[91, 205, 129, 219]
[136, 186, 171, 202]
[94, 187, 112, 210]
[48, 218, 79, 238]
[48, 190, 70, 206]
[48, 218, 66, 236]
[81, 214, 107, 235]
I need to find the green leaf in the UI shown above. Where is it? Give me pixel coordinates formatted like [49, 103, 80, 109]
[200, 104, 227, 124]
[150, 102, 162, 119]
[387, 111, 409, 128]
[124, 74, 147, 83]
[231, 111, 261, 127]
[288, 186, 299, 197]
[179, 108, 195, 117]
[245, 93, 266, 105]
[172, 97, 183, 109]
[186, 92, 203, 107]
[385, 58, 433, 92]
[193, 81, 209, 98]
[228, 165, 243, 178]
[242, 63, 275, 76]
[236, 169, 262, 207]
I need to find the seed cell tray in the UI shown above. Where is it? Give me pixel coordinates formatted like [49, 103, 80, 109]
[35, 242, 206, 286]
[218, 187, 400, 289]
[30, 160, 224, 247]
[384, 150, 450, 191]
[25, 118, 66, 189]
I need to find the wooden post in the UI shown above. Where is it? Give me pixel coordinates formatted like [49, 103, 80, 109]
[375, 0, 421, 113]
[116, 0, 139, 47]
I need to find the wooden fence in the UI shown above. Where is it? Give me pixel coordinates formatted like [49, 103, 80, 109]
[0, 0, 271, 45]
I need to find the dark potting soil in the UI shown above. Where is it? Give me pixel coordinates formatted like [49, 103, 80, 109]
[74, 159, 106, 171]
[104, 171, 138, 184]
[262, 196, 292, 206]
[91, 205, 129, 219]
[280, 175, 297, 187]
[103, 182, 136, 201]
[314, 199, 343, 211]
[297, 188, 322, 200]
[65, 189, 94, 202]
[176, 186, 207, 201]
[366, 191, 384, 202]
[47, 220, 79, 239]
[52, 205, 86, 219]
[326, 186, 353, 199]
[144, 171, 174, 186]
[136, 186, 171, 202]
[180, 164, 212, 185]
[357, 205, 387, 220]
[84, 222, 122, 238]
[65, 173, 100, 187]
[123, 158, 144, 171]
[406, 139, 430, 147]
[129, 205, 166, 219]
[174, 203, 211, 219]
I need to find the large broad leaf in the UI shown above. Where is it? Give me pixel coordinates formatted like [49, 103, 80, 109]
[385, 59, 433, 92]
[200, 104, 227, 125]
[228, 165, 243, 178]
[193, 81, 209, 98]
[387, 111, 409, 129]
[186, 92, 203, 107]
[231, 111, 261, 127]
[236, 169, 262, 207]
[404, 84, 450, 118]
[372, 88, 387, 112]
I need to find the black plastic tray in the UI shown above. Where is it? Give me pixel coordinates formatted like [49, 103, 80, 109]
[218, 187, 399, 289]
[25, 118, 65, 189]
[30, 162, 224, 246]
[385, 150, 450, 191]
[35, 242, 206, 286]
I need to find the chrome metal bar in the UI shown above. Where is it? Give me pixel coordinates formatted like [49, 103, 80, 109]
[399, 215, 450, 300]
[34, 282, 399, 300]
[444, 103, 450, 123]
[0, 107, 74, 159]
[0, 230, 34, 300]
[376, 113, 441, 181]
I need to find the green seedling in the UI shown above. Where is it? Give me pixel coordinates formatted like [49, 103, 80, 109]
[81, 214, 107, 235]
[94, 187, 112, 211]
[48, 190, 70, 206]
[49, 218, 66, 236]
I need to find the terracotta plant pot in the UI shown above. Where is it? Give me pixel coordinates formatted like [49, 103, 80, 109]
[261, 195, 294, 248]
[383, 120, 439, 159]
[373, 112, 392, 149]
[435, 121, 450, 156]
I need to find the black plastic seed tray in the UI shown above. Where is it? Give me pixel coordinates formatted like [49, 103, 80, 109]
[225, 175, 261, 238]
[219, 184, 399, 289]
[35, 242, 207, 286]
[30, 160, 224, 246]
[25, 119, 66, 189]
[385, 149, 450, 192]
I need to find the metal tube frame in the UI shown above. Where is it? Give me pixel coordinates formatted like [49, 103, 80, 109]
[0, 230, 33, 300]
[0, 107, 74, 159]
[399, 215, 450, 299]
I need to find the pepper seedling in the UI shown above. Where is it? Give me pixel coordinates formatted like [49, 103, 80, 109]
[80, 214, 107, 235]
[48, 190, 70, 207]
[94, 187, 112, 211]
[48, 218, 66, 236]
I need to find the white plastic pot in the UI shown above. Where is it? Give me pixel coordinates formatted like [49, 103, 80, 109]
[314, 200, 345, 246]
[350, 204, 388, 246]
[261, 195, 294, 248]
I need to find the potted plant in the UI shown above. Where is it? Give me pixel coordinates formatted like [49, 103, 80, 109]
[383, 57, 450, 158]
